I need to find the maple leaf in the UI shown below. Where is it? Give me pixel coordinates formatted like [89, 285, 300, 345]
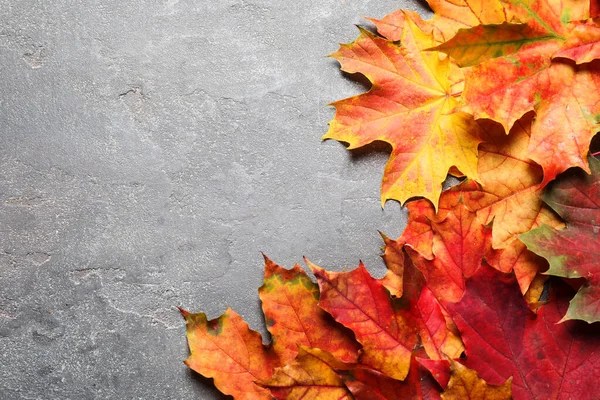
[181, 257, 359, 398]
[444, 264, 600, 400]
[369, 0, 508, 44]
[433, 0, 600, 185]
[308, 260, 418, 380]
[257, 347, 353, 400]
[180, 308, 279, 400]
[441, 361, 512, 400]
[325, 11, 483, 207]
[379, 235, 465, 360]
[259, 255, 360, 363]
[521, 156, 600, 322]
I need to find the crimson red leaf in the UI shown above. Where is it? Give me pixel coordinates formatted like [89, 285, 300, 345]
[444, 265, 600, 400]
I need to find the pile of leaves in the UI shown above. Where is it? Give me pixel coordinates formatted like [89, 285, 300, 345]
[181, 0, 600, 398]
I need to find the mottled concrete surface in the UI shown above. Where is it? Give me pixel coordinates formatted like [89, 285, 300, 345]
[0, 1, 429, 398]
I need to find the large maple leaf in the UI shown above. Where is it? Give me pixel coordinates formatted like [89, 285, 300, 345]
[325, 11, 482, 207]
[434, 0, 600, 185]
[521, 156, 600, 322]
[444, 264, 600, 400]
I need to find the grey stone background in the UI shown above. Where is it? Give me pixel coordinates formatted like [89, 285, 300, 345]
[0, 0, 429, 398]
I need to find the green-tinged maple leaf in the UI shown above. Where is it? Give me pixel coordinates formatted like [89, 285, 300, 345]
[433, 0, 600, 185]
[521, 156, 600, 322]
[431, 22, 556, 67]
[325, 11, 482, 208]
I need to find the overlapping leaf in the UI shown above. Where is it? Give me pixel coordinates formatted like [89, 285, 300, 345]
[181, 257, 358, 398]
[521, 156, 600, 322]
[309, 261, 418, 380]
[325, 11, 482, 207]
[258, 347, 353, 399]
[434, 0, 600, 185]
[444, 264, 600, 400]
[259, 255, 360, 363]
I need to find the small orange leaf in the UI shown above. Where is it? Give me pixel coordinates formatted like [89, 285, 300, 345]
[259, 255, 360, 364]
[180, 308, 279, 400]
[441, 360, 512, 400]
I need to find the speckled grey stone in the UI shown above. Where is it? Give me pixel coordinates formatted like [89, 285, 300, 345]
[0, 1, 430, 398]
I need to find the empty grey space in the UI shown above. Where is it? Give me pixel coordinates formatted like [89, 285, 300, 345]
[0, 0, 429, 398]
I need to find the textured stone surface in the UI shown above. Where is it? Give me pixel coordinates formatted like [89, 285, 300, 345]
[0, 0, 429, 398]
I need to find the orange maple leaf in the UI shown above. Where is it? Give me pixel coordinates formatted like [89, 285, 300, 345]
[326, 12, 482, 207]
[434, 0, 600, 185]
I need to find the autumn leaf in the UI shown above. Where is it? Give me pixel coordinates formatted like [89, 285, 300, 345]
[180, 308, 279, 400]
[259, 255, 360, 363]
[379, 233, 410, 298]
[258, 347, 353, 400]
[308, 261, 418, 380]
[441, 361, 512, 400]
[369, 0, 508, 44]
[443, 265, 600, 400]
[182, 257, 360, 399]
[554, 19, 600, 64]
[521, 156, 600, 322]
[411, 198, 491, 302]
[379, 236, 465, 360]
[341, 355, 443, 400]
[325, 11, 482, 207]
[431, 22, 556, 68]
[434, 0, 600, 185]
